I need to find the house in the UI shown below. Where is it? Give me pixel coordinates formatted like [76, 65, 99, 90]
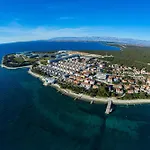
[128, 79, 135, 84]
[84, 73, 90, 77]
[145, 86, 149, 91]
[81, 82, 91, 90]
[140, 85, 146, 91]
[93, 85, 98, 89]
[122, 79, 127, 84]
[97, 82, 102, 86]
[127, 90, 134, 94]
[113, 84, 122, 89]
[124, 84, 131, 90]
[46, 78, 56, 84]
[134, 87, 140, 93]
[75, 73, 80, 77]
[74, 80, 80, 85]
[90, 80, 95, 85]
[107, 76, 113, 83]
[99, 64, 104, 68]
[81, 75, 85, 78]
[84, 78, 90, 83]
[141, 69, 146, 74]
[147, 78, 150, 85]
[68, 78, 74, 83]
[89, 76, 93, 80]
[76, 77, 82, 82]
[116, 88, 123, 95]
[146, 87, 150, 95]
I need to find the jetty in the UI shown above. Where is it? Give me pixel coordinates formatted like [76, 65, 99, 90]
[74, 97, 78, 100]
[105, 100, 113, 115]
[90, 100, 94, 104]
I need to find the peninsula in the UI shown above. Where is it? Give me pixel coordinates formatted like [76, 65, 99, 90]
[2, 48, 150, 105]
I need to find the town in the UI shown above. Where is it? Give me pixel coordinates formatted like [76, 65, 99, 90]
[28, 50, 150, 100]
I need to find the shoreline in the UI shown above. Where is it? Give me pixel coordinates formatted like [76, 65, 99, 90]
[1, 63, 31, 70]
[28, 68, 150, 105]
[2, 56, 150, 105]
[1, 56, 31, 69]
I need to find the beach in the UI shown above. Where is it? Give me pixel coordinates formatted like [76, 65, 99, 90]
[55, 86, 150, 105]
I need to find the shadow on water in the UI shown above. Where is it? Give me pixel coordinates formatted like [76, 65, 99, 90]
[81, 103, 116, 150]
[77, 103, 108, 150]
[91, 114, 107, 150]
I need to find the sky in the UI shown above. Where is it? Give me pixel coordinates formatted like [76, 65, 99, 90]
[0, 0, 150, 43]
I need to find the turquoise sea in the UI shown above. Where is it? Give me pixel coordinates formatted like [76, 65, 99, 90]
[0, 41, 150, 150]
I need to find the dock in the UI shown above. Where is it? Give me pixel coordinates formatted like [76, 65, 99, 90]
[105, 100, 113, 115]
[74, 97, 78, 100]
[90, 100, 94, 104]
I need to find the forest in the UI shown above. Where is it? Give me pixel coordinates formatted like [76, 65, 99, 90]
[85, 45, 150, 71]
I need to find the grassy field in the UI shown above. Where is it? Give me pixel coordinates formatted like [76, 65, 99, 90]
[40, 57, 50, 65]
[14, 56, 24, 63]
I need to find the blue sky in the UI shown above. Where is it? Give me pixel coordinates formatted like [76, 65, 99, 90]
[0, 0, 150, 43]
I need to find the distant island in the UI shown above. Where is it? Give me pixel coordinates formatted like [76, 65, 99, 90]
[2, 45, 150, 105]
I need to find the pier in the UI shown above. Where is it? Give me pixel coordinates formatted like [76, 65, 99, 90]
[74, 97, 78, 100]
[90, 100, 94, 104]
[105, 100, 113, 115]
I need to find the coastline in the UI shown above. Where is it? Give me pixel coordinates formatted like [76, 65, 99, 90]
[2, 56, 150, 105]
[28, 68, 150, 105]
[1, 56, 31, 69]
[1, 63, 32, 69]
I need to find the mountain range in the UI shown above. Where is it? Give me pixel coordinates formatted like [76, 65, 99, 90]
[50, 37, 150, 47]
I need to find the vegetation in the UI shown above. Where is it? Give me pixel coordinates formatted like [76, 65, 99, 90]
[58, 81, 110, 98]
[121, 92, 150, 100]
[31, 65, 150, 100]
[40, 57, 50, 65]
[84, 45, 150, 71]
[2, 52, 51, 68]
[14, 57, 24, 63]
[31, 67, 49, 77]
[3, 54, 32, 67]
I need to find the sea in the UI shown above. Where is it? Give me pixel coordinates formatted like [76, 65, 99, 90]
[0, 41, 150, 150]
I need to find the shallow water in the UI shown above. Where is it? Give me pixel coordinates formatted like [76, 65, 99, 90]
[0, 68, 150, 150]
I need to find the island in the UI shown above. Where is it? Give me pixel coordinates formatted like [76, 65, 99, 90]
[2, 46, 150, 105]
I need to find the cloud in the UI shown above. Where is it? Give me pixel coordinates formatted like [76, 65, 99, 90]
[0, 23, 148, 44]
[0, 24, 106, 43]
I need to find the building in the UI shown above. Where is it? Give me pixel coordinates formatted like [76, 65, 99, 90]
[107, 76, 113, 83]
[90, 80, 95, 85]
[116, 88, 123, 95]
[147, 78, 150, 85]
[56, 53, 68, 59]
[127, 90, 134, 94]
[95, 72, 106, 80]
[45, 78, 56, 84]
[134, 87, 140, 93]
[93, 85, 98, 89]
[81, 82, 91, 90]
[48, 54, 80, 63]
